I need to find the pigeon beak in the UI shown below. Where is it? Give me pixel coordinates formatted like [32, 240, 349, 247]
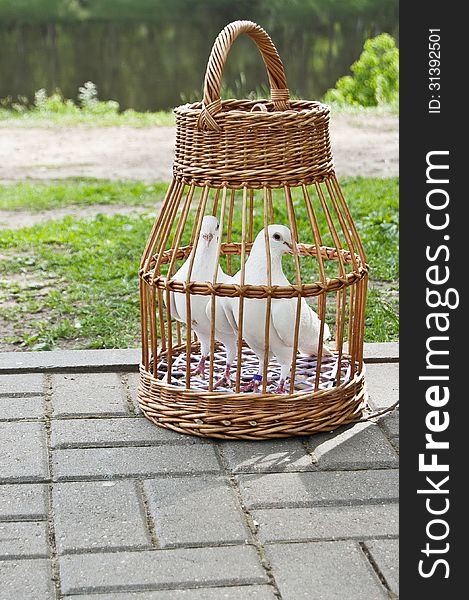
[202, 233, 214, 246]
[285, 242, 301, 255]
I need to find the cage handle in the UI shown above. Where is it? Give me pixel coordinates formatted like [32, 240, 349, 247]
[197, 20, 290, 131]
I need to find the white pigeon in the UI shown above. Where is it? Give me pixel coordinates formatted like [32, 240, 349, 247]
[205, 271, 238, 388]
[166, 215, 224, 378]
[227, 224, 332, 393]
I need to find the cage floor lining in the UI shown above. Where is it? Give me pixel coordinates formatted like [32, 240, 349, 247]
[156, 346, 352, 393]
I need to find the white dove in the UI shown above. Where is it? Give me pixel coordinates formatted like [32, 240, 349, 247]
[229, 224, 332, 394]
[205, 271, 238, 388]
[167, 215, 223, 378]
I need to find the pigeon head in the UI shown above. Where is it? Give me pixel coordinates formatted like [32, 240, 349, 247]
[199, 215, 220, 248]
[266, 224, 296, 255]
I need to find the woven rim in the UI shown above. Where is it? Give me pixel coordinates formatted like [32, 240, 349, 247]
[175, 99, 330, 128]
[141, 242, 368, 298]
[138, 360, 367, 440]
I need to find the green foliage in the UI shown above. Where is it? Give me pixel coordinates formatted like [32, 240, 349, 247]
[0, 177, 398, 350]
[0, 1, 398, 24]
[0, 82, 174, 127]
[324, 33, 399, 107]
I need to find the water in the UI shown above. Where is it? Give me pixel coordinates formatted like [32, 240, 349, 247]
[0, 4, 398, 111]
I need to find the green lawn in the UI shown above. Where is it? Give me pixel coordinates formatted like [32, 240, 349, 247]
[0, 179, 168, 212]
[0, 108, 175, 128]
[0, 177, 398, 350]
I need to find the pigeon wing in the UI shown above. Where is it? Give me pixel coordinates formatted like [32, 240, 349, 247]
[205, 268, 238, 335]
[169, 291, 182, 322]
[270, 299, 297, 348]
[166, 259, 189, 324]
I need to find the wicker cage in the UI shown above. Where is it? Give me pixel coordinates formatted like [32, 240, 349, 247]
[138, 20, 370, 439]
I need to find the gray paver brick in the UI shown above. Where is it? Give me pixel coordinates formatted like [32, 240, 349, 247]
[0, 559, 53, 600]
[366, 363, 399, 410]
[0, 484, 48, 521]
[253, 504, 399, 542]
[221, 439, 313, 473]
[52, 372, 129, 417]
[53, 444, 220, 480]
[0, 521, 48, 558]
[379, 411, 399, 439]
[237, 470, 399, 509]
[0, 422, 49, 482]
[53, 480, 151, 553]
[144, 475, 249, 547]
[363, 342, 399, 362]
[266, 541, 387, 600]
[0, 373, 44, 395]
[0, 348, 139, 373]
[366, 539, 399, 595]
[59, 546, 268, 595]
[307, 422, 398, 470]
[51, 417, 208, 449]
[127, 372, 143, 412]
[66, 586, 277, 600]
[0, 396, 44, 420]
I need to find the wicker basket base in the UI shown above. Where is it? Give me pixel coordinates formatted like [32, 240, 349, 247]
[138, 345, 367, 440]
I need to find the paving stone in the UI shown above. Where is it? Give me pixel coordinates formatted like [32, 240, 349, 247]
[53, 444, 220, 480]
[0, 373, 44, 395]
[0, 483, 48, 521]
[0, 396, 44, 420]
[0, 422, 49, 482]
[0, 347, 139, 374]
[366, 363, 399, 410]
[237, 470, 399, 509]
[127, 372, 142, 412]
[378, 411, 399, 439]
[53, 480, 151, 553]
[363, 342, 399, 363]
[0, 344, 398, 373]
[253, 504, 399, 542]
[307, 422, 398, 470]
[0, 559, 53, 600]
[0, 521, 48, 558]
[51, 417, 208, 449]
[65, 586, 277, 600]
[52, 372, 129, 417]
[266, 541, 387, 599]
[221, 439, 313, 473]
[59, 546, 268, 595]
[365, 539, 399, 595]
[144, 476, 248, 547]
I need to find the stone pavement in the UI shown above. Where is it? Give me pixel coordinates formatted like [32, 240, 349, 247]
[0, 346, 399, 600]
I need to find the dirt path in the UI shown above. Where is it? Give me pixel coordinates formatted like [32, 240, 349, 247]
[0, 113, 398, 183]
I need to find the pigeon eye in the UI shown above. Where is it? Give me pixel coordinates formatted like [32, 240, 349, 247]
[273, 233, 281, 241]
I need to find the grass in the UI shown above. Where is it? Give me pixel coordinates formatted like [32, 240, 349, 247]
[0, 179, 168, 212]
[0, 177, 398, 350]
[0, 103, 398, 128]
[0, 83, 175, 128]
[0, 107, 175, 128]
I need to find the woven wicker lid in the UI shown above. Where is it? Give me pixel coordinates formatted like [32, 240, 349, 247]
[173, 20, 334, 188]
